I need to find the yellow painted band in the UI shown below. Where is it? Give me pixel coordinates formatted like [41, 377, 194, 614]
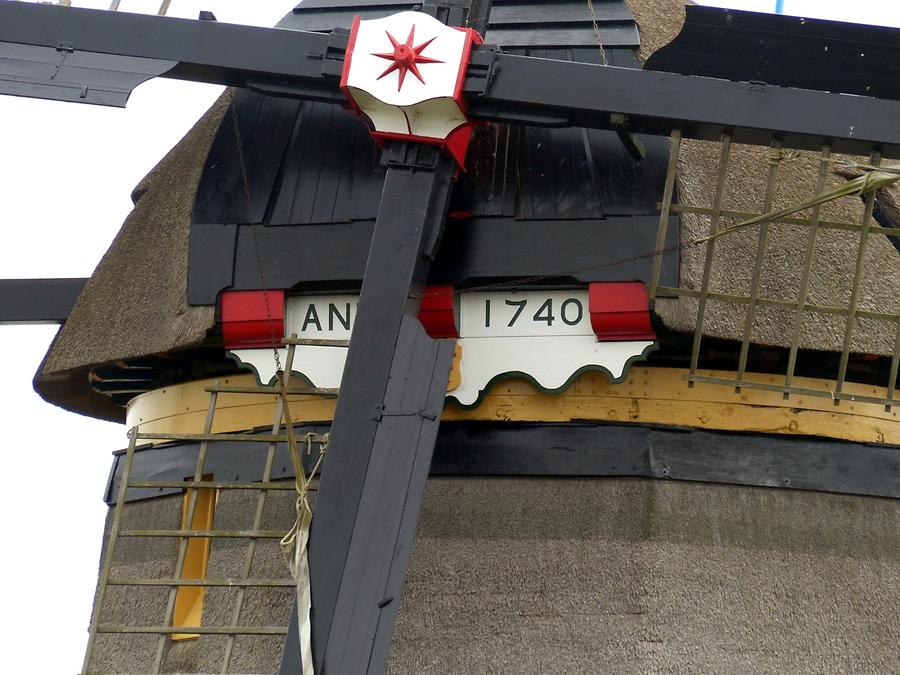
[126, 367, 900, 446]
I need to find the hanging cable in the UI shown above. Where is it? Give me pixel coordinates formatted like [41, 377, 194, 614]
[585, 0, 609, 66]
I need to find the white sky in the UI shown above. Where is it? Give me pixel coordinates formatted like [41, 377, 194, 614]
[1, 0, 899, 672]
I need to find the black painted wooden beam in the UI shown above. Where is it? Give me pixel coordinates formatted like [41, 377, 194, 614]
[304, 141, 458, 673]
[0, 2, 343, 107]
[2, 4, 900, 155]
[0, 278, 86, 324]
[462, 48, 900, 157]
[296, 0, 495, 664]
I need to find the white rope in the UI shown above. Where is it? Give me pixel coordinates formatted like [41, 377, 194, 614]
[280, 432, 328, 675]
[282, 508, 314, 675]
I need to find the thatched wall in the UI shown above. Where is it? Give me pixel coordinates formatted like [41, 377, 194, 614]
[86, 477, 900, 673]
[390, 477, 899, 673]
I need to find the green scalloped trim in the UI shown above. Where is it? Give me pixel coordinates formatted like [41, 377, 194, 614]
[224, 350, 318, 389]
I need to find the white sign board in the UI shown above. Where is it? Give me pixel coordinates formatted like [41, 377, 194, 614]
[230, 291, 654, 405]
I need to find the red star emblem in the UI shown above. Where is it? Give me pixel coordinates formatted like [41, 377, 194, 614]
[372, 25, 443, 92]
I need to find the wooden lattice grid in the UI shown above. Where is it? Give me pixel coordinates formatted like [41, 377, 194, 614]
[649, 130, 900, 410]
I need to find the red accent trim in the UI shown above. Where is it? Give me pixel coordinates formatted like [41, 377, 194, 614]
[369, 124, 473, 167]
[418, 285, 458, 338]
[452, 27, 482, 114]
[340, 16, 366, 120]
[443, 123, 474, 167]
[220, 290, 285, 350]
[588, 282, 655, 342]
[340, 16, 361, 93]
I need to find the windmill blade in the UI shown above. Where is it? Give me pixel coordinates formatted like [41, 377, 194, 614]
[461, 50, 900, 157]
[305, 140, 460, 674]
[0, 2, 342, 107]
[1, 3, 900, 157]
[0, 278, 86, 324]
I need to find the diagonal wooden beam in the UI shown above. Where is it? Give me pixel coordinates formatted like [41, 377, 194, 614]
[304, 140, 459, 674]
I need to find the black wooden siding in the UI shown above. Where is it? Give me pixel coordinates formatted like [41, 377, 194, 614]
[189, 1, 679, 303]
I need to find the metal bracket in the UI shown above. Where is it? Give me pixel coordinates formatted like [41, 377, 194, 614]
[51, 40, 75, 80]
[380, 141, 442, 172]
[301, 27, 349, 80]
[419, 0, 469, 27]
[372, 405, 439, 422]
[321, 27, 349, 79]
[465, 44, 501, 96]
[610, 113, 646, 163]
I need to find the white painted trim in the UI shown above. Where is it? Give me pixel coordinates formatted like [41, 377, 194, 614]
[231, 291, 655, 404]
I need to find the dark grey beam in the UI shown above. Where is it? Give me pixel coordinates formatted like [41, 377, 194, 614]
[463, 49, 900, 157]
[301, 0, 494, 666]
[0, 2, 343, 107]
[305, 141, 458, 674]
[2, 3, 900, 156]
[0, 278, 86, 324]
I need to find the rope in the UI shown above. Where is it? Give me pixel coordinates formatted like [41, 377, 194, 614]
[230, 103, 284, 375]
[413, 159, 900, 302]
[413, 236, 701, 301]
[695, 162, 900, 244]
[585, 0, 609, 66]
[280, 428, 329, 675]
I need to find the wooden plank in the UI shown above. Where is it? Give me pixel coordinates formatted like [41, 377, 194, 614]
[125, 367, 900, 448]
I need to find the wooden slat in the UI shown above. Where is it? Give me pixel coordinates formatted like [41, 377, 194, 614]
[222, 344, 299, 672]
[648, 129, 681, 300]
[835, 151, 881, 401]
[689, 133, 732, 381]
[656, 285, 900, 323]
[784, 146, 832, 395]
[736, 141, 782, 388]
[98, 625, 287, 636]
[107, 578, 295, 588]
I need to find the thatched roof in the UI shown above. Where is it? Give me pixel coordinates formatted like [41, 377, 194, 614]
[34, 1, 900, 420]
[34, 91, 233, 421]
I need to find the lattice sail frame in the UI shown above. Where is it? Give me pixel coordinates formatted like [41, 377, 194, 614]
[83, 340, 331, 674]
[649, 130, 900, 410]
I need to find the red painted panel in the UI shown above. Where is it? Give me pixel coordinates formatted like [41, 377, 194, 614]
[221, 290, 285, 350]
[419, 285, 458, 338]
[588, 282, 655, 341]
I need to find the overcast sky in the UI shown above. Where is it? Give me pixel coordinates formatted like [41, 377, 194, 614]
[2, 0, 899, 672]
